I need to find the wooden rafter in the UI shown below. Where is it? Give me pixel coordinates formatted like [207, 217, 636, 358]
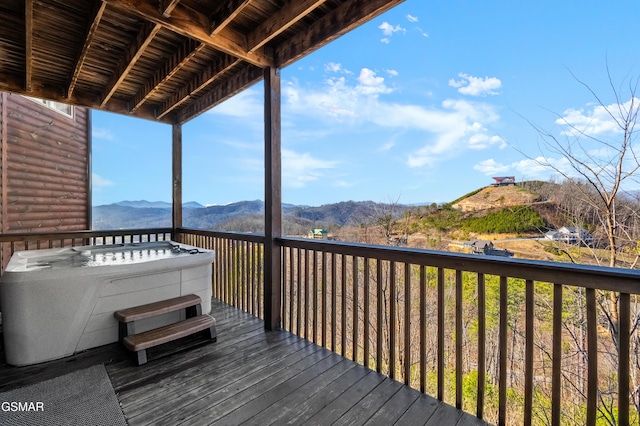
[275, 0, 405, 68]
[100, 21, 161, 107]
[158, 54, 240, 119]
[24, 0, 33, 92]
[160, 0, 181, 18]
[67, 2, 107, 99]
[175, 63, 262, 123]
[247, 0, 328, 53]
[103, 0, 273, 68]
[209, 0, 252, 36]
[130, 38, 206, 113]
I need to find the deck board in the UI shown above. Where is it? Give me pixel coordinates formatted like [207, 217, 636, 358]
[0, 299, 493, 425]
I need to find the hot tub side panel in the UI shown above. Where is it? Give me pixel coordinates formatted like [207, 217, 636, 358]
[0, 274, 103, 366]
[76, 260, 213, 352]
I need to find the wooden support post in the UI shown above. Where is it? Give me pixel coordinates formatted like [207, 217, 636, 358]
[172, 123, 182, 236]
[264, 65, 282, 330]
[86, 109, 92, 233]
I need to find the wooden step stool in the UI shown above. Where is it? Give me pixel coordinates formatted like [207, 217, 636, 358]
[114, 294, 217, 365]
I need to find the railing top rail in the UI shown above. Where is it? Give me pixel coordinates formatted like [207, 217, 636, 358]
[178, 228, 266, 244]
[279, 236, 640, 294]
[0, 228, 173, 243]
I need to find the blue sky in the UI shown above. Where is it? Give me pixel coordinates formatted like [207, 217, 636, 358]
[91, 0, 640, 207]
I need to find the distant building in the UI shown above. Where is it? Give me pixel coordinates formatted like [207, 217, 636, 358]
[467, 240, 514, 257]
[387, 233, 408, 246]
[309, 229, 328, 239]
[492, 176, 516, 186]
[545, 227, 593, 246]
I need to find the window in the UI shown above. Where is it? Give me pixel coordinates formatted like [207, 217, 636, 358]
[27, 97, 73, 118]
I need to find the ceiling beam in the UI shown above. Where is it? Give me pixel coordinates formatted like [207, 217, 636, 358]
[100, 21, 161, 107]
[103, 0, 273, 68]
[276, 0, 405, 68]
[130, 37, 206, 112]
[247, 0, 327, 53]
[157, 54, 240, 119]
[209, 0, 252, 36]
[160, 0, 181, 18]
[0, 72, 167, 123]
[24, 0, 33, 92]
[67, 1, 107, 99]
[175, 63, 263, 124]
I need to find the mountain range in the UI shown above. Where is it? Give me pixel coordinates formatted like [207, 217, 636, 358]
[92, 199, 413, 231]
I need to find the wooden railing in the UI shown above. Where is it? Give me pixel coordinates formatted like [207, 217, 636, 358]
[2, 227, 639, 425]
[176, 229, 640, 425]
[276, 237, 640, 426]
[177, 228, 265, 320]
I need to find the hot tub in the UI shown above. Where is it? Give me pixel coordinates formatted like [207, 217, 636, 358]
[0, 241, 214, 366]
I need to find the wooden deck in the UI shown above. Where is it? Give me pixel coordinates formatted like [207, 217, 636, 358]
[1, 300, 491, 425]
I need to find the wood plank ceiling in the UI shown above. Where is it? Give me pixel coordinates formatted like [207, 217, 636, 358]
[0, 0, 404, 124]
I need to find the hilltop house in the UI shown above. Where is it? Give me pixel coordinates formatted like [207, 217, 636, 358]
[492, 176, 516, 186]
[545, 226, 594, 245]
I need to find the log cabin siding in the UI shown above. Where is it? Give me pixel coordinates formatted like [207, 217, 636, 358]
[1, 93, 90, 234]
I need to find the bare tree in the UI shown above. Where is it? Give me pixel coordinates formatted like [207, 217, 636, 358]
[528, 66, 640, 268]
[524, 66, 640, 421]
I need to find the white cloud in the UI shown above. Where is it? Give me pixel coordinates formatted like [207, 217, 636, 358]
[556, 97, 639, 137]
[378, 22, 405, 43]
[92, 173, 113, 187]
[449, 73, 502, 96]
[386, 69, 399, 77]
[325, 62, 342, 73]
[283, 70, 502, 169]
[357, 68, 392, 95]
[207, 88, 262, 119]
[282, 149, 338, 188]
[283, 68, 394, 120]
[407, 14, 419, 23]
[473, 159, 510, 175]
[379, 141, 395, 152]
[92, 128, 114, 141]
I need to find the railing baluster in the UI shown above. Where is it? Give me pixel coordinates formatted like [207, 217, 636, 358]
[288, 246, 294, 332]
[524, 279, 534, 426]
[352, 256, 359, 363]
[437, 267, 444, 401]
[313, 250, 318, 344]
[297, 247, 302, 336]
[304, 249, 309, 340]
[619, 292, 630, 426]
[404, 262, 411, 386]
[322, 251, 327, 348]
[389, 260, 396, 380]
[552, 283, 562, 426]
[456, 269, 463, 410]
[586, 287, 597, 426]
[364, 257, 370, 369]
[242, 241, 247, 312]
[341, 253, 347, 357]
[499, 276, 508, 426]
[420, 265, 426, 394]
[377, 259, 383, 374]
[331, 252, 337, 352]
[477, 273, 486, 420]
